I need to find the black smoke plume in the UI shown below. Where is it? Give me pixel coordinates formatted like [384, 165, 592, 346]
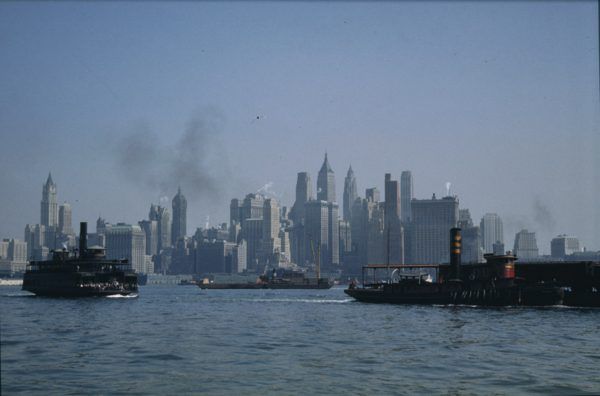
[116, 108, 230, 202]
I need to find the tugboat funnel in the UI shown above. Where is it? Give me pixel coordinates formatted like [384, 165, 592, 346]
[450, 227, 462, 279]
[79, 222, 87, 258]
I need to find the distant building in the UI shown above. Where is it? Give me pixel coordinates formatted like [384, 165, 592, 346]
[317, 153, 336, 203]
[40, 173, 58, 227]
[242, 218, 263, 271]
[196, 240, 246, 274]
[551, 235, 581, 259]
[58, 203, 73, 236]
[138, 220, 159, 256]
[150, 204, 171, 252]
[339, 220, 352, 258]
[458, 209, 482, 263]
[400, 171, 413, 223]
[262, 198, 281, 264]
[304, 200, 339, 268]
[384, 173, 404, 264]
[289, 172, 313, 225]
[171, 187, 187, 245]
[0, 239, 28, 275]
[365, 187, 380, 203]
[513, 229, 539, 260]
[105, 223, 150, 274]
[343, 166, 357, 222]
[480, 213, 504, 254]
[411, 194, 459, 264]
[493, 241, 505, 255]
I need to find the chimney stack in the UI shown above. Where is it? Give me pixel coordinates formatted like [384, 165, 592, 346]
[450, 228, 462, 279]
[79, 222, 87, 258]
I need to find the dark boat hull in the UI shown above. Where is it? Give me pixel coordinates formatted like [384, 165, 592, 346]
[23, 271, 138, 297]
[345, 282, 564, 306]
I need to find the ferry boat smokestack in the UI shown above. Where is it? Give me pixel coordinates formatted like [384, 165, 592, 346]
[450, 227, 461, 279]
[79, 222, 87, 258]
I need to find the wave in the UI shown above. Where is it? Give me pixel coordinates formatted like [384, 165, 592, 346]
[105, 293, 138, 299]
[248, 298, 353, 304]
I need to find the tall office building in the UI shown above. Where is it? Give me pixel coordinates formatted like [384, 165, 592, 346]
[105, 223, 150, 274]
[480, 213, 504, 254]
[384, 173, 404, 264]
[58, 203, 73, 235]
[304, 200, 329, 267]
[411, 194, 459, 264]
[458, 209, 483, 263]
[327, 202, 340, 267]
[139, 220, 159, 256]
[317, 153, 336, 203]
[150, 204, 171, 252]
[290, 172, 313, 224]
[40, 173, 58, 227]
[551, 235, 581, 259]
[262, 198, 281, 263]
[513, 229, 539, 260]
[365, 187, 380, 203]
[171, 187, 187, 245]
[400, 171, 413, 223]
[343, 166, 357, 222]
[242, 218, 263, 271]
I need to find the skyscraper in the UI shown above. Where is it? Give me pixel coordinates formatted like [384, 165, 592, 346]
[290, 172, 313, 224]
[317, 153, 336, 203]
[171, 187, 187, 245]
[304, 200, 329, 267]
[400, 171, 413, 223]
[343, 166, 357, 222]
[513, 229, 539, 260]
[458, 209, 483, 263]
[58, 203, 73, 235]
[40, 173, 58, 227]
[150, 204, 171, 252]
[262, 198, 281, 263]
[480, 213, 504, 254]
[551, 235, 581, 259]
[384, 173, 404, 264]
[105, 223, 150, 274]
[411, 194, 459, 264]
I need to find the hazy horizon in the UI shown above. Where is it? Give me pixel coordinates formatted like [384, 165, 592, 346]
[1, 2, 598, 254]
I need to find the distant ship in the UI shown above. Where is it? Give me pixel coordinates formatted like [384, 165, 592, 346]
[22, 222, 138, 297]
[345, 228, 564, 306]
[198, 268, 333, 290]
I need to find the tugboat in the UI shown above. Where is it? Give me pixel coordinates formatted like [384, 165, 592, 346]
[345, 228, 563, 306]
[22, 222, 138, 297]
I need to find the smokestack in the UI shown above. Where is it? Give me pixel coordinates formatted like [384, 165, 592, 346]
[79, 222, 87, 258]
[450, 227, 461, 279]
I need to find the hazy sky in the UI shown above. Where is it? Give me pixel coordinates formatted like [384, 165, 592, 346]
[1, 2, 598, 253]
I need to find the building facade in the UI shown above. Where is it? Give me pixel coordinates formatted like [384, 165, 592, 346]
[411, 195, 459, 264]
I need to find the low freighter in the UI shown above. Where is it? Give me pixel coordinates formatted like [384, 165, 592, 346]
[345, 228, 564, 306]
[22, 222, 138, 297]
[198, 269, 333, 290]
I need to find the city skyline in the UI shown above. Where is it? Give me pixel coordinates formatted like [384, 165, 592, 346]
[0, 2, 598, 253]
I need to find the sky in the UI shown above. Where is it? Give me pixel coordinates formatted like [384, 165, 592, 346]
[0, 1, 598, 254]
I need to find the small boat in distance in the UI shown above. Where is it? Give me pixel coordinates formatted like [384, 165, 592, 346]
[22, 222, 138, 297]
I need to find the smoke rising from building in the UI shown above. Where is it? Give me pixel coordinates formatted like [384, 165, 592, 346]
[116, 109, 231, 204]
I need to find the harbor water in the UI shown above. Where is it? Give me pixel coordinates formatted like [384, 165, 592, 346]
[1, 285, 599, 395]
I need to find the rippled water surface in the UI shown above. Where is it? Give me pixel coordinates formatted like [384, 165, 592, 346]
[2, 285, 599, 395]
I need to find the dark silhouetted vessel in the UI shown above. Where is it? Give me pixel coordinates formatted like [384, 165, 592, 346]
[22, 222, 138, 297]
[345, 228, 564, 306]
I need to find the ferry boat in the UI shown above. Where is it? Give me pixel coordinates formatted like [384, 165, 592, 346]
[345, 228, 563, 306]
[22, 222, 138, 297]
